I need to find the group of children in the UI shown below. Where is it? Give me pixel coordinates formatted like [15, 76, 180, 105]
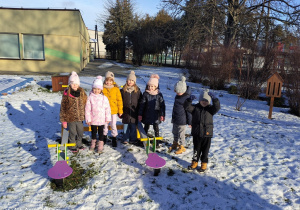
[59, 70, 220, 173]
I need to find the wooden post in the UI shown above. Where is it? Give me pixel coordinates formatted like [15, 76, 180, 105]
[268, 97, 274, 119]
[266, 73, 283, 119]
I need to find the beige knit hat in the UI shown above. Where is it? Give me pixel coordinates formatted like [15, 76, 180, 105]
[127, 71, 136, 83]
[105, 71, 114, 81]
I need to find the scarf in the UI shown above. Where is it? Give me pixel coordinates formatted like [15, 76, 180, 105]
[126, 86, 135, 93]
[146, 89, 159, 95]
[70, 88, 80, 97]
[104, 84, 114, 89]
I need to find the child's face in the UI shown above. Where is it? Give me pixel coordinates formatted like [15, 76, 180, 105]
[105, 79, 113, 86]
[70, 83, 79, 91]
[149, 85, 156, 91]
[127, 79, 135, 87]
[93, 88, 102, 95]
[200, 100, 209, 107]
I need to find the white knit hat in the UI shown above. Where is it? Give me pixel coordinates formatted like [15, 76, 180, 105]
[93, 76, 103, 89]
[199, 90, 211, 104]
[147, 74, 159, 87]
[174, 76, 187, 94]
[68, 71, 80, 86]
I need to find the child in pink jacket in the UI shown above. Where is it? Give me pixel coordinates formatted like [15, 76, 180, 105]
[85, 76, 111, 153]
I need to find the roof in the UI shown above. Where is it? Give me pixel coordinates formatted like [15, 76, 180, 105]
[0, 7, 80, 11]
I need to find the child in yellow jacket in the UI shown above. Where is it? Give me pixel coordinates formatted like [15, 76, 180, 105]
[102, 71, 123, 147]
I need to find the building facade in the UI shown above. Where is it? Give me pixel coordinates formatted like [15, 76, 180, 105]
[0, 8, 90, 73]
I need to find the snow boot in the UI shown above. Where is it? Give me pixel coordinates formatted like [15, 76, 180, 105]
[168, 141, 178, 152]
[103, 135, 107, 145]
[90, 139, 96, 151]
[198, 162, 207, 173]
[175, 145, 186, 154]
[112, 137, 117, 147]
[97, 141, 104, 153]
[187, 161, 198, 171]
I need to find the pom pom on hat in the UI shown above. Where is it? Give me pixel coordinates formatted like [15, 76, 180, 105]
[147, 74, 160, 87]
[127, 71, 136, 83]
[68, 71, 80, 86]
[105, 71, 115, 81]
[93, 76, 103, 89]
[150, 74, 159, 79]
[199, 89, 211, 104]
[174, 76, 187, 94]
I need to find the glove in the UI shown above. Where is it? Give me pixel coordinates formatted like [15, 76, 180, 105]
[190, 95, 196, 101]
[208, 92, 215, 99]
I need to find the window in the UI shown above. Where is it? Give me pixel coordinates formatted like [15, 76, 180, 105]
[23, 34, 44, 60]
[0, 34, 20, 59]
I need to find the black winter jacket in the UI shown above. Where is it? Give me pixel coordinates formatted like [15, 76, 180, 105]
[184, 98, 220, 138]
[121, 87, 142, 124]
[139, 91, 165, 125]
[172, 86, 192, 125]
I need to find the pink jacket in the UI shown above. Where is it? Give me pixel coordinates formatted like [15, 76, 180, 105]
[85, 92, 111, 125]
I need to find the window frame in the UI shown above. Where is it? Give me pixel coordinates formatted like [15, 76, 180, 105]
[22, 34, 45, 60]
[0, 33, 21, 60]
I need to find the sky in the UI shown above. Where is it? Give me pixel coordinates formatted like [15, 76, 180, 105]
[0, 61, 299, 209]
[0, 0, 163, 30]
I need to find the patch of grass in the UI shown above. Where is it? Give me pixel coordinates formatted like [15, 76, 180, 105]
[19, 85, 33, 92]
[50, 159, 99, 192]
[181, 168, 189, 173]
[37, 86, 52, 93]
[167, 168, 175, 176]
[7, 186, 14, 192]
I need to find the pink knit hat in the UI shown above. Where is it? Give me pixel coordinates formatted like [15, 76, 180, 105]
[68, 71, 80, 86]
[93, 76, 103, 90]
[147, 74, 159, 87]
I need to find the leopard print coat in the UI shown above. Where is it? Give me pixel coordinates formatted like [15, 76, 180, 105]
[60, 87, 87, 123]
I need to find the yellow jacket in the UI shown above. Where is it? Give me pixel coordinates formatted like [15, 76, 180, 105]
[103, 86, 123, 115]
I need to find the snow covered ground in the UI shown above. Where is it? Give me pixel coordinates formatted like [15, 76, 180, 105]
[0, 62, 299, 209]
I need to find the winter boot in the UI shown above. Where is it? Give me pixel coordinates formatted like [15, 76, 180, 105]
[97, 141, 104, 153]
[90, 139, 96, 151]
[198, 162, 207, 173]
[112, 137, 117, 147]
[175, 145, 186, 154]
[187, 161, 198, 171]
[168, 141, 178, 152]
[103, 135, 107, 145]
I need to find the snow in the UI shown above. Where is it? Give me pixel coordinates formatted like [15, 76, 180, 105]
[0, 62, 299, 209]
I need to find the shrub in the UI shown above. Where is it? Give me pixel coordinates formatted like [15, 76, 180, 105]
[228, 85, 238, 94]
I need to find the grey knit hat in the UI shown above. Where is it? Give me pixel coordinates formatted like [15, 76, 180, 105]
[199, 90, 211, 104]
[174, 76, 187, 94]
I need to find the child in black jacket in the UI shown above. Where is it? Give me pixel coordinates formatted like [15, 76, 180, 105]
[120, 71, 142, 144]
[184, 90, 220, 173]
[138, 74, 165, 137]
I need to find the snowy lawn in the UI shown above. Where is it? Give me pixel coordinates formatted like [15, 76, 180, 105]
[0, 63, 299, 209]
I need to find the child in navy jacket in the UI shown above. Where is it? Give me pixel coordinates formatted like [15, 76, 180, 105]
[169, 76, 192, 154]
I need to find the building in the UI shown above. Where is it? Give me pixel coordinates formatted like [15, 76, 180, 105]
[0, 7, 90, 74]
[88, 29, 106, 59]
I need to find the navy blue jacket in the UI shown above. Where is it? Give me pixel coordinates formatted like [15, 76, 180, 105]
[172, 86, 192, 125]
[139, 91, 165, 125]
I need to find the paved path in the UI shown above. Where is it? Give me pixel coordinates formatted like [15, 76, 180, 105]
[0, 59, 130, 78]
[79, 59, 129, 78]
